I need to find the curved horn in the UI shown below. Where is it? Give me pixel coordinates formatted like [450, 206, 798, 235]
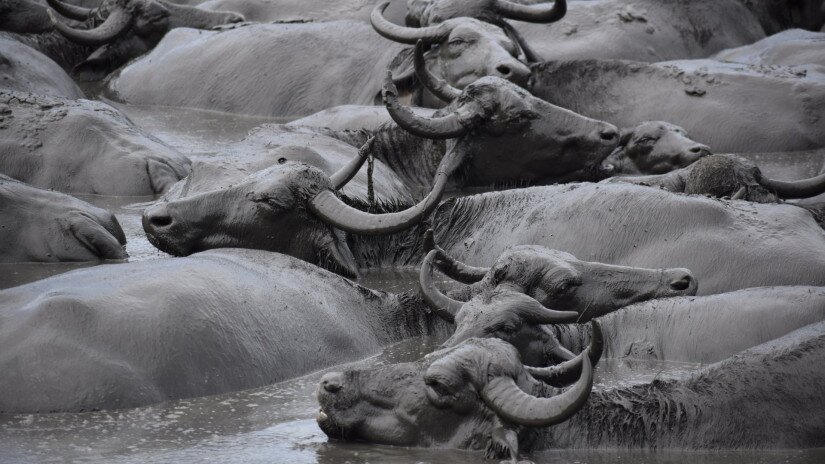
[371, 2, 449, 44]
[493, 0, 567, 23]
[481, 348, 592, 427]
[48, 7, 132, 46]
[763, 173, 825, 199]
[413, 40, 462, 103]
[526, 321, 603, 386]
[423, 229, 489, 284]
[330, 137, 375, 190]
[515, 296, 579, 325]
[309, 144, 461, 235]
[46, 0, 94, 21]
[419, 250, 465, 323]
[383, 71, 474, 139]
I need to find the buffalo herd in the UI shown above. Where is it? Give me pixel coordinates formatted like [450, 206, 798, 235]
[1, 0, 825, 461]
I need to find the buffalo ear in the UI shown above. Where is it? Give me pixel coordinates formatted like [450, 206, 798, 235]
[317, 228, 359, 278]
[485, 424, 519, 461]
[618, 127, 634, 148]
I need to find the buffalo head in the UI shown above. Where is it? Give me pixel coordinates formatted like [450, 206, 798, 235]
[373, 2, 531, 89]
[142, 139, 455, 277]
[602, 121, 711, 175]
[317, 336, 594, 460]
[384, 41, 620, 186]
[418, 232, 697, 366]
[46, 0, 244, 79]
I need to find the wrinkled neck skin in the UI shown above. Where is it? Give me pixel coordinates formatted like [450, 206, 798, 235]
[368, 123, 448, 191]
[0, 31, 94, 71]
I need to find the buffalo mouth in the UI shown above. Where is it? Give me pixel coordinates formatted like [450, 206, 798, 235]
[316, 409, 352, 440]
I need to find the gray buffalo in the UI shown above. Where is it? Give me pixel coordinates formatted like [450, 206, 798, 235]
[141, 70, 620, 272]
[530, 58, 825, 153]
[107, 4, 535, 117]
[0, 90, 191, 195]
[714, 28, 825, 67]
[0, 174, 126, 262]
[0, 35, 83, 98]
[0, 0, 54, 33]
[604, 154, 825, 209]
[418, 238, 697, 367]
[317, 321, 825, 457]
[45, 0, 244, 80]
[600, 121, 711, 175]
[0, 248, 446, 413]
[406, 0, 765, 62]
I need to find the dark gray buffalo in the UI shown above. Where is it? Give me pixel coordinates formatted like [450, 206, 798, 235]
[107, 4, 535, 117]
[0, 249, 446, 413]
[605, 154, 825, 206]
[0, 174, 126, 262]
[406, 0, 765, 62]
[418, 238, 697, 367]
[740, 0, 825, 34]
[142, 71, 621, 272]
[0, 90, 190, 195]
[45, 0, 244, 79]
[317, 321, 825, 457]
[530, 58, 825, 153]
[599, 120, 711, 175]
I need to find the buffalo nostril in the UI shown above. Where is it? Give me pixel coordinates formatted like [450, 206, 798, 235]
[145, 205, 173, 229]
[600, 128, 618, 141]
[496, 64, 512, 77]
[670, 275, 693, 291]
[322, 379, 342, 393]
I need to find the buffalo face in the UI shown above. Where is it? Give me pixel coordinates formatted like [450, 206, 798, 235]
[611, 121, 711, 175]
[317, 337, 593, 459]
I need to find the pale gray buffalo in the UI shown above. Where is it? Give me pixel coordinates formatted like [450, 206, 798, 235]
[0, 174, 127, 262]
[0, 35, 83, 98]
[530, 58, 825, 153]
[0, 90, 191, 195]
[0, 249, 446, 413]
[714, 28, 825, 67]
[317, 321, 825, 457]
[107, 4, 536, 117]
[406, 0, 765, 62]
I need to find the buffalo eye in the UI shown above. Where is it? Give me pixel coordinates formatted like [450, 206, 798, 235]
[636, 136, 657, 145]
[425, 376, 454, 397]
[278, 157, 287, 164]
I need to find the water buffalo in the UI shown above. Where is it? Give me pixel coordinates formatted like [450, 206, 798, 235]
[605, 154, 825, 206]
[317, 321, 825, 456]
[530, 58, 825, 153]
[0, 90, 191, 195]
[714, 28, 825, 67]
[141, 70, 620, 272]
[143, 133, 457, 277]
[417, 238, 697, 367]
[107, 4, 534, 117]
[0, 248, 447, 413]
[406, 0, 765, 62]
[0, 35, 83, 98]
[44, 0, 244, 80]
[599, 121, 711, 175]
[427, 183, 825, 295]
[195, 0, 408, 23]
[0, 0, 53, 33]
[0, 174, 126, 262]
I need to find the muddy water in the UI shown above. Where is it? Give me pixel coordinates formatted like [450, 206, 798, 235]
[7, 336, 817, 464]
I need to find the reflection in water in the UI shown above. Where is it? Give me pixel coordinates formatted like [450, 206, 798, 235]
[2, 335, 821, 464]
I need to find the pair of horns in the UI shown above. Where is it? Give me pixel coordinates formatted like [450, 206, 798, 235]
[482, 343, 591, 427]
[491, 0, 567, 23]
[384, 53, 484, 139]
[419, 245, 579, 325]
[309, 138, 460, 236]
[47, 0, 132, 46]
